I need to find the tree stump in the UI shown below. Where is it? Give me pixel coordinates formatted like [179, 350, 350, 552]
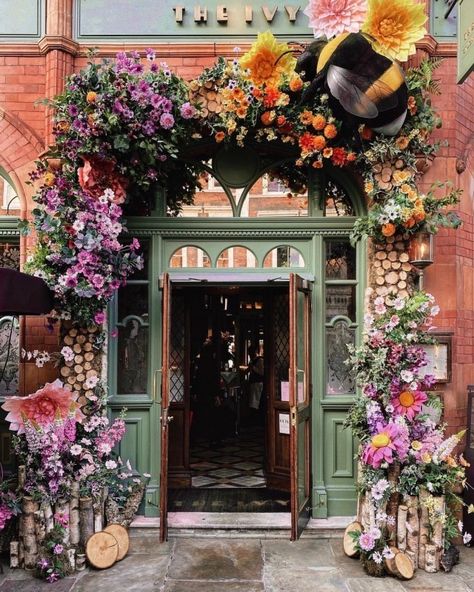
[104, 524, 129, 561]
[86, 531, 119, 569]
[343, 521, 362, 558]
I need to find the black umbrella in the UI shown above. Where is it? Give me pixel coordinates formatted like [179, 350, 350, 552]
[0, 268, 54, 315]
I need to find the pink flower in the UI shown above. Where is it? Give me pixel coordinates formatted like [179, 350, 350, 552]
[1, 380, 84, 433]
[359, 532, 375, 551]
[94, 311, 106, 325]
[362, 422, 409, 468]
[78, 156, 128, 205]
[303, 0, 367, 39]
[392, 390, 427, 421]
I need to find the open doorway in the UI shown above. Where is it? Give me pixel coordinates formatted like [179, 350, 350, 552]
[167, 285, 291, 513]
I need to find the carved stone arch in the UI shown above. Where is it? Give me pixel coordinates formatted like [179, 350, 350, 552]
[0, 108, 45, 212]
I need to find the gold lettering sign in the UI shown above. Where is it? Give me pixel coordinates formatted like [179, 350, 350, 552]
[172, 5, 301, 25]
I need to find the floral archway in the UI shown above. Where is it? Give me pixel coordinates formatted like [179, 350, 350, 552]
[1, 0, 471, 583]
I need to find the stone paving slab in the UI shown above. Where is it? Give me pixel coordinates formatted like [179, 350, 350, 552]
[0, 537, 473, 592]
[167, 538, 263, 581]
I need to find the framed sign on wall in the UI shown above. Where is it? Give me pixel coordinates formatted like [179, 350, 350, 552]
[419, 332, 453, 384]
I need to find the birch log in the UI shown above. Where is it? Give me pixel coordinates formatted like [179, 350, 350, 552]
[397, 505, 408, 552]
[386, 462, 401, 544]
[432, 495, 445, 570]
[18, 465, 26, 489]
[10, 542, 19, 568]
[405, 495, 420, 569]
[34, 509, 46, 545]
[79, 497, 94, 549]
[76, 553, 86, 571]
[67, 548, 76, 571]
[44, 503, 54, 533]
[70, 482, 80, 546]
[425, 544, 437, 573]
[418, 489, 430, 570]
[55, 500, 70, 545]
[22, 497, 39, 570]
[359, 495, 371, 531]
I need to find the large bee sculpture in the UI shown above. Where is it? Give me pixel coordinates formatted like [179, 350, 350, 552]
[295, 32, 408, 137]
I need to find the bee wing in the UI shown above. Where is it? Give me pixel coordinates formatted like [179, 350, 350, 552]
[327, 65, 379, 119]
[372, 110, 407, 136]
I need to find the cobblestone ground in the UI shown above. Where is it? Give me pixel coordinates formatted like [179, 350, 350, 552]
[1, 536, 473, 592]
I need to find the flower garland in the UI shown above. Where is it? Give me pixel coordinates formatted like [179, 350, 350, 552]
[344, 292, 472, 565]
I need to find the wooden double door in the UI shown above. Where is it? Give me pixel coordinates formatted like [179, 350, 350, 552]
[159, 274, 312, 541]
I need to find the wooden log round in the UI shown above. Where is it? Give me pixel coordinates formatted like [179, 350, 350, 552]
[384, 547, 400, 576]
[86, 531, 119, 569]
[392, 551, 415, 580]
[69, 328, 78, 337]
[343, 521, 362, 558]
[104, 524, 129, 561]
[382, 259, 391, 270]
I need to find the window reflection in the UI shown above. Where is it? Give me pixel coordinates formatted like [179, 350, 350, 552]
[263, 246, 305, 268]
[324, 180, 355, 217]
[216, 246, 257, 268]
[240, 174, 308, 218]
[170, 246, 211, 268]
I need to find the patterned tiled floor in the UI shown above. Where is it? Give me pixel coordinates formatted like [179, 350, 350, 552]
[190, 427, 266, 488]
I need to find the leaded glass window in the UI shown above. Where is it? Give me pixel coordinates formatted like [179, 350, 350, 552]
[0, 241, 20, 396]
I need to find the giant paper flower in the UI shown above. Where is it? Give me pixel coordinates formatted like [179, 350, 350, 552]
[392, 389, 427, 420]
[239, 31, 296, 88]
[1, 380, 84, 433]
[303, 0, 367, 39]
[78, 156, 128, 204]
[362, 0, 427, 62]
[362, 422, 409, 468]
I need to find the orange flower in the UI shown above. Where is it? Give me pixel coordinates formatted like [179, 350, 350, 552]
[261, 111, 275, 126]
[381, 223, 396, 237]
[240, 98, 249, 108]
[360, 125, 374, 141]
[44, 172, 56, 187]
[252, 87, 263, 99]
[289, 75, 303, 92]
[346, 152, 357, 162]
[312, 160, 323, 169]
[313, 135, 327, 151]
[323, 147, 333, 158]
[324, 123, 338, 139]
[393, 170, 411, 185]
[396, 136, 410, 150]
[240, 31, 296, 87]
[413, 210, 425, 222]
[86, 91, 97, 104]
[232, 87, 245, 100]
[263, 86, 281, 108]
[331, 147, 347, 166]
[408, 95, 417, 115]
[236, 106, 248, 118]
[300, 110, 314, 125]
[215, 131, 226, 143]
[404, 217, 416, 228]
[56, 120, 70, 133]
[312, 114, 326, 131]
[299, 132, 317, 152]
[276, 115, 287, 127]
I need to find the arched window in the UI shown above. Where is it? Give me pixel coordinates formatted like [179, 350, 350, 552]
[169, 246, 211, 268]
[323, 178, 355, 217]
[263, 246, 305, 268]
[216, 246, 257, 268]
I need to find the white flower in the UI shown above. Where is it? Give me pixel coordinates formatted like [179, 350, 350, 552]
[458, 520, 464, 533]
[386, 515, 396, 526]
[70, 444, 83, 456]
[126, 459, 132, 471]
[372, 551, 383, 564]
[81, 438, 91, 446]
[370, 527, 382, 540]
[463, 532, 472, 545]
[72, 219, 85, 232]
[427, 482, 434, 492]
[143, 473, 151, 478]
[386, 404, 394, 414]
[98, 443, 112, 455]
[382, 546, 395, 559]
[393, 297, 405, 311]
[105, 460, 117, 470]
[84, 375, 99, 390]
[401, 370, 414, 383]
[430, 305, 440, 317]
[61, 346, 74, 362]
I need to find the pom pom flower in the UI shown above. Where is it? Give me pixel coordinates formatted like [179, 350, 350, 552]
[303, 0, 367, 39]
[362, 0, 427, 62]
[2, 380, 84, 433]
[362, 422, 409, 468]
[239, 31, 296, 88]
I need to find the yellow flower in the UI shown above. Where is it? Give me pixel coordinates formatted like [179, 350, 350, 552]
[395, 136, 410, 150]
[392, 170, 411, 185]
[44, 172, 56, 187]
[421, 452, 432, 464]
[240, 31, 296, 87]
[86, 91, 97, 104]
[362, 0, 427, 62]
[411, 440, 422, 451]
[226, 119, 237, 133]
[364, 181, 374, 194]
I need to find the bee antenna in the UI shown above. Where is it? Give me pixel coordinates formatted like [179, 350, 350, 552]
[274, 48, 301, 66]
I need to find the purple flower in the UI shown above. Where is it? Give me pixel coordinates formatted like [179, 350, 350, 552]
[47, 572, 60, 583]
[180, 102, 196, 119]
[68, 104, 79, 117]
[146, 48, 155, 61]
[53, 544, 64, 555]
[160, 113, 175, 129]
[38, 558, 49, 570]
[130, 238, 140, 252]
[94, 311, 106, 324]
[359, 532, 375, 552]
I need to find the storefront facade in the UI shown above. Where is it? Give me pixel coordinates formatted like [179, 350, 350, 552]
[0, 0, 473, 534]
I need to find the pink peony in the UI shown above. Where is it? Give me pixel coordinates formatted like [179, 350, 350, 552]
[303, 0, 367, 39]
[1, 380, 84, 433]
[362, 422, 409, 469]
[392, 389, 427, 421]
